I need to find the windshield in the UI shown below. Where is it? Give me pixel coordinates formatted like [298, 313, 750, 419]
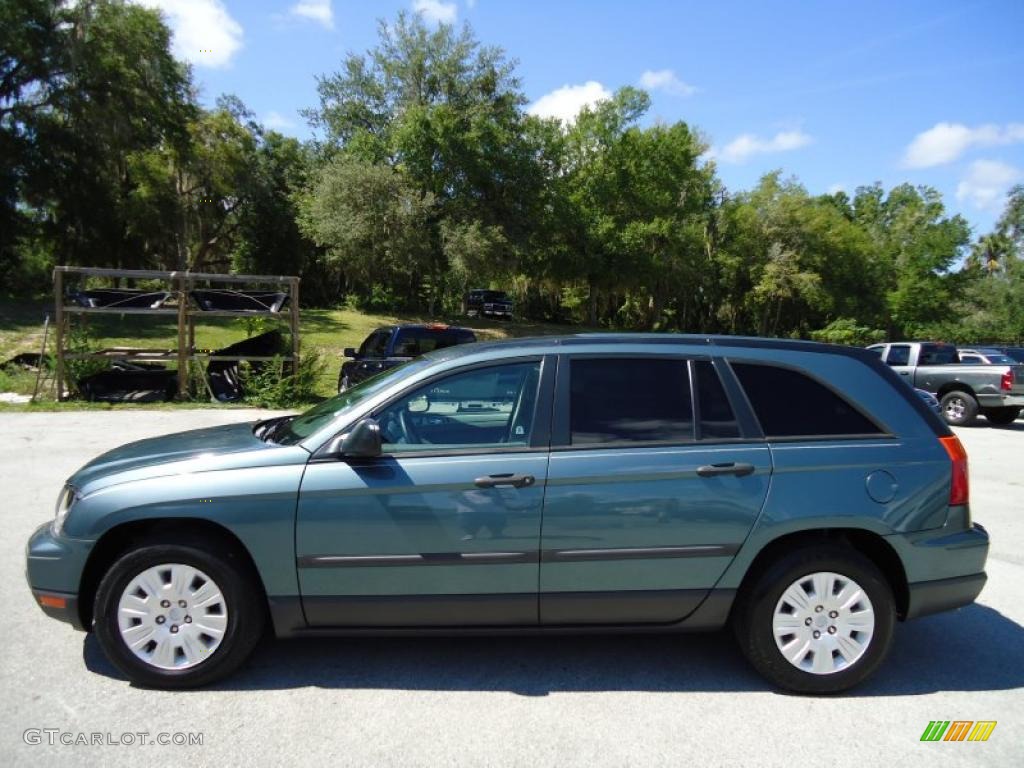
[982, 354, 1015, 365]
[275, 358, 431, 445]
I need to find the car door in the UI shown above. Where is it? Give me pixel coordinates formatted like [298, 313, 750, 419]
[296, 356, 554, 627]
[539, 354, 772, 625]
[883, 343, 914, 384]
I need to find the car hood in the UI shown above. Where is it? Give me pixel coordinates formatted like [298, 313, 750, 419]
[69, 422, 280, 493]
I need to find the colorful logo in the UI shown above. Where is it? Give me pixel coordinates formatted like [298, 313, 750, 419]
[920, 721, 997, 742]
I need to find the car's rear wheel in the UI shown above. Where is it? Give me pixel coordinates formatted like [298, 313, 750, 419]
[984, 406, 1020, 425]
[733, 546, 895, 694]
[94, 542, 264, 688]
[940, 390, 979, 426]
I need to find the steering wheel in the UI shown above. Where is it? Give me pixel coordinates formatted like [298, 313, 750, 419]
[398, 406, 423, 444]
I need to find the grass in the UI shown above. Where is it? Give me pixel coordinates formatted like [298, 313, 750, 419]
[0, 298, 587, 410]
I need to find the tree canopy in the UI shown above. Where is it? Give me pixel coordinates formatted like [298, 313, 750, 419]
[3, 3, 1022, 343]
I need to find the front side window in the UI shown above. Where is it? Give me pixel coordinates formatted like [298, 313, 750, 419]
[569, 358, 693, 445]
[730, 362, 882, 438]
[359, 329, 391, 358]
[376, 362, 541, 452]
[885, 345, 911, 366]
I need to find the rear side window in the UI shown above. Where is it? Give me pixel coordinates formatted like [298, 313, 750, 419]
[730, 362, 882, 438]
[919, 344, 959, 365]
[694, 361, 740, 439]
[570, 358, 693, 445]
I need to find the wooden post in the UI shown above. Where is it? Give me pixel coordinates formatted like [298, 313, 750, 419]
[176, 272, 188, 399]
[290, 277, 301, 368]
[54, 269, 64, 401]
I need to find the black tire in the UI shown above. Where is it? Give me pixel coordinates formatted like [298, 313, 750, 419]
[940, 390, 979, 426]
[733, 546, 895, 694]
[984, 406, 1021, 426]
[94, 541, 264, 688]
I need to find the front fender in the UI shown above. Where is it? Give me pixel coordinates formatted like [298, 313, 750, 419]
[64, 462, 307, 597]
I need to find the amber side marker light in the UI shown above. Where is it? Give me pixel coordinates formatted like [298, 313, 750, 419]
[939, 435, 969, 506]
[38, 595, 67, 609]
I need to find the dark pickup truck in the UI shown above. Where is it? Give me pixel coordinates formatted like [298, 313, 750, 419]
[338, 324, 476, 392]
[868, 341, 1024, 425]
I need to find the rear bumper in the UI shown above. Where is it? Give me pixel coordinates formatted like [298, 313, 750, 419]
[977, 393, 1024, 408]
[905, 572, 987, 620]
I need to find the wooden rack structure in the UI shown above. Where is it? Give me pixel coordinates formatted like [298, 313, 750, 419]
[53, 266, 300, 401]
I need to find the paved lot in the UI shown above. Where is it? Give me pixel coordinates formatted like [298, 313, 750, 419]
[0, 410, 1021, 767]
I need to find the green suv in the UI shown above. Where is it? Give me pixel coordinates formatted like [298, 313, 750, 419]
[26, 335, 989, 692]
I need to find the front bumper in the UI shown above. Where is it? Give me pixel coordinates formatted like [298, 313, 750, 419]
[25, 521, 93, 630]
[30, 589, 84, 630]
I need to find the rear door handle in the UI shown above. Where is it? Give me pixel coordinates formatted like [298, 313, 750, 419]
[474, 473, 536, 489]
[696, 462, 756, 478]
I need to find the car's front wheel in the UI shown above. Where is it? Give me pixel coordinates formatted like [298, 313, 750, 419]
[94, 541, 264, 688]
[733, 546, 895, 693]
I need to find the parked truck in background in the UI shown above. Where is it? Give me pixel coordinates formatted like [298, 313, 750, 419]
[867, 341, 1024, 426]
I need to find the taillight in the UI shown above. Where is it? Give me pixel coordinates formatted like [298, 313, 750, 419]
[1001, 370, 1014, 391]
[939, 435, 969, 506]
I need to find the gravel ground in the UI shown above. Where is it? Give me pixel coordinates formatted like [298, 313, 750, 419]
[0, 410, 1021, 767]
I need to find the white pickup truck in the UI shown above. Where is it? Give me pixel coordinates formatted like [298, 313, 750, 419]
[867, 341, 1024, 426]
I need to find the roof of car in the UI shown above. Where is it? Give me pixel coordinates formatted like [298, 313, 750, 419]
[376, 324, 472, 332]
[420, 332, 881, 364]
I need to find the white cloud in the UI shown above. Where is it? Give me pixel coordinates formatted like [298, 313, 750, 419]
[827, 183, 846, 195]
[132, 1, 242, 68]
[638, 69, 697, 97]
[956, 160, 1021, 212]
[290, 0, 333, 29]
[412, 0, 457, 24]
[714, 130, 813, 164]
[903, 122, 1024, 168]
[527, 81, 612, 124]
[262, 111, 297, 131]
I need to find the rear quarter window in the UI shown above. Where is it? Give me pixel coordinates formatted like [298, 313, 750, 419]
[730, 362, 883, 438]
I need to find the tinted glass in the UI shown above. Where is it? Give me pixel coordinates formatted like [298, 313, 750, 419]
[276, 358, 432, 445]
[919, 344, 959, 365]
[731, 362, 882, 438]
[570, 358, 693, 445]
[359, 329, 391, 357]
[694, 361, 740, 439]
[885, 345, 910, 366]
[983, 354, 1014, 364]
[959, 355, 982, 364]
[377, 362, 540, 452]
[1001, 347, 1024, 363]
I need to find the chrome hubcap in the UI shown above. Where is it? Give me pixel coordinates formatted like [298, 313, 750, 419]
[945, 398, 965, 419]
[116, 563, 228, 670]
[772, 571, 875, 675]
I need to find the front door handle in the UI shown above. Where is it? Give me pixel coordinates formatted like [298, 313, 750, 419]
[696, 462, 756, 478]
[474, 473, 536, 489]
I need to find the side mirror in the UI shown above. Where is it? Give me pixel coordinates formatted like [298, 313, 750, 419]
[326, 418, 382, 458]
[343, 347, 357, 358]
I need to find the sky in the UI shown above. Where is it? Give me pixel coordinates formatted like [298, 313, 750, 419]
[132, 0, 1024, 235]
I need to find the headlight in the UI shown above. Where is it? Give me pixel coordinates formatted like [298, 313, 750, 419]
[52, 484, 77, 536]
